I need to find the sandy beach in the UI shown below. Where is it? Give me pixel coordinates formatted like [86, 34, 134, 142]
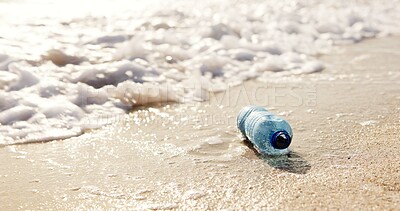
[0, 36, 399, 210]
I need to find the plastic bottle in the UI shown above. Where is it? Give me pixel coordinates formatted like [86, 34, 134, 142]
[237, 106, 292, 155]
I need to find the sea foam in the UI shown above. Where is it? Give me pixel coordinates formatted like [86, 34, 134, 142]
[0, 0, 399, 144]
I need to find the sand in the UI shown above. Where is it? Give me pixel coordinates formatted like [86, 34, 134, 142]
[0, 36, 399, 210]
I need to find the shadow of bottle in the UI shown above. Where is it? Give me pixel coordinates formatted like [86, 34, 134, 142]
[243, 139, 311, 174]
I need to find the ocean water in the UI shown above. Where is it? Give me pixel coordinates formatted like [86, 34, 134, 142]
[0, 0, 399, 145]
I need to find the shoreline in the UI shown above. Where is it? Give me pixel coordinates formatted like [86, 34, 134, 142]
[1, 36, 400, 209]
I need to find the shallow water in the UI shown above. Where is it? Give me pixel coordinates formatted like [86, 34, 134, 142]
[0, 36, 399, 209]
[0, 0, 400, 144]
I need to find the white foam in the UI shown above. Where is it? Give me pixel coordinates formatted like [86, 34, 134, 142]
[0, 54, 15, 71]
[0, 71, 18, 89]
[360, 120, 378, 126]
[0, 106, 35, 125]
[0, 0, 399, 144]
[8, 62, 40, 91]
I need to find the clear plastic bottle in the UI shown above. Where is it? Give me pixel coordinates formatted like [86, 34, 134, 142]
[237, 106, 292, 155]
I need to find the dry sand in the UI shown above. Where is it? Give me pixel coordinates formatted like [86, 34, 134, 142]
[0, 36, 399, 210]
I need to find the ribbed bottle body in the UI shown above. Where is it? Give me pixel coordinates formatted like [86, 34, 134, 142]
[237, 106, 292, 155]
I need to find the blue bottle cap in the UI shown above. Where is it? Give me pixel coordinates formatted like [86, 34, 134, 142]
[270, 131, 291, 149]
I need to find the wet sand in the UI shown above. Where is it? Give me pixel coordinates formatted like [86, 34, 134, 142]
[1, 37, 399, 210]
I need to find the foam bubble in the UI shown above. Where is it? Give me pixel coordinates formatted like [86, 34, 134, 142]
[0, 106, 35, 125]
[0, 54, 15, 71]
[8, 62, 40, 91]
